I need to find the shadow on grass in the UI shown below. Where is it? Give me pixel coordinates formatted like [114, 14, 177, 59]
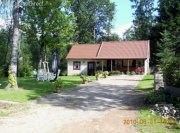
[0, 76, 87, 102]
[0, 77, 55, 101]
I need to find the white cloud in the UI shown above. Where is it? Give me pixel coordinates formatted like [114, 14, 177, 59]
[111, 23, 132, 38]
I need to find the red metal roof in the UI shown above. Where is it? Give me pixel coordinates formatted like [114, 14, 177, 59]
[97, 41, 149, 59]
[66, 44, 100, 59]
[66, 41, 150, 59]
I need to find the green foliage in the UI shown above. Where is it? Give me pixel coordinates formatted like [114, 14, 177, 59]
[81, 74, 88, 81]
[130, 71, 136, 75]
[103, 71, 109, 78]
[123, 26, 135, 41]
[157, 31, 180, 87]
[18, 64, 33, 77]
[54, 78, 63, 88]
[126, 71, 131, 75]
[127, 71, 136, 75]
[0, 28, 11, 77]
[130, 0, 154, 40]
[72, 0, 115, 43]
[61, 70, 67, 76]
[110, 71, 121, 75]
[18, 40, 33, 77]
[21, 0, 76, 70]
[145, 90, 166, 104]
[95, 71, 100, 79]
[157, 0, 180, 35]
[101, 33, 120, 41]
[8, 70, 17, 89]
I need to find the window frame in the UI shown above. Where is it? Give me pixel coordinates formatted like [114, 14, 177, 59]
[73, 61, 81, 70]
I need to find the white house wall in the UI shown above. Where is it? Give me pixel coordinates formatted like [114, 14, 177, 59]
[67, 60, 89, 76]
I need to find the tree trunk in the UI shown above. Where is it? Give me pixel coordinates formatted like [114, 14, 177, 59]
[7, 0, 20, 89]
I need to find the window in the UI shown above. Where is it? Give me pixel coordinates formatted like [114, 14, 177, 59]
[73, 61, 81, 70]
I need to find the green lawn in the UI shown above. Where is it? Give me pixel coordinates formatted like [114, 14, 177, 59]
[0, 76, 95, 102]
[136, 75, 154, 91]
[135, 75, 180, 133]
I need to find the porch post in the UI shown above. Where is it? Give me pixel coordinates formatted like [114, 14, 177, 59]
[102, 60, 104, 72]
[127, 59, 129, 72]
[95, 60, 97, 72]
[111, 60, 112, 71]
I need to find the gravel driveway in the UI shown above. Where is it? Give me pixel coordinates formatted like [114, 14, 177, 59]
[0, 75, 144, 133]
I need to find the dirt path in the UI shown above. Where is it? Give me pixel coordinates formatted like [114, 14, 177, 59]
[0, 75, 143, 133]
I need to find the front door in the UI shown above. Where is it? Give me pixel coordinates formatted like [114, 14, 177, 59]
[88, 62, 95, 76]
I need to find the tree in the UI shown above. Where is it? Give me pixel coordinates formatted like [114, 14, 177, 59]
[101, 33, 120, 41]
[21, 0, 76, 70]
[157, 31, 180, 87]
[71, 0, 115, 43]
[1, 0, 21, 89]
[122, 26, 135, 41]
[130, 0, 154, 40]
[157, 0, 180, 38]
[152, 0, 180, 64]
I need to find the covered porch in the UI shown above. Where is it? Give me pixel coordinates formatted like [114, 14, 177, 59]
[87, 59, 145, 75]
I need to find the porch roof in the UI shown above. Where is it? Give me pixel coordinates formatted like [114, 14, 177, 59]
[66, 41, 150, 59]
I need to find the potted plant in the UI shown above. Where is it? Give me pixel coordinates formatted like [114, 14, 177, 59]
[54, 78, 63, 93]
[95, 71, 100, 80]
[103, 71, 109, 78]
[81, 74, 89, 84]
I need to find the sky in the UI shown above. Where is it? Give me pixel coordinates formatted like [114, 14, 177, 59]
[110, 0, 134, 38]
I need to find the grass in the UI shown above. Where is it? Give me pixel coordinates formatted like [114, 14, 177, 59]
[135, 75, 180, 133]
[136, 75, 154, 91]
[60, 76, 95, 89]
[136, 108, 180, 133]
[0, 76, 95, 102]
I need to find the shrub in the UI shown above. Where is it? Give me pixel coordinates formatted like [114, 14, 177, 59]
[103, 71, 109, 78]
[110, 71, 121, 75]
[81, 74, 89, 84]
[61, 70, 67, 76]
[54, 78, 63, 88]
[54, 78, 63, 93]
[131, 71, 136, 75]
[126, 71, 131, 75]
[95, 71, 100, 80]
[19, 65, 33, 77]
[145, 89, 166, 104]
[0, 67, 5, 77]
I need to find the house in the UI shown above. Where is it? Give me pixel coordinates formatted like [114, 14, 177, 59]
[66, 41, 150, 76]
